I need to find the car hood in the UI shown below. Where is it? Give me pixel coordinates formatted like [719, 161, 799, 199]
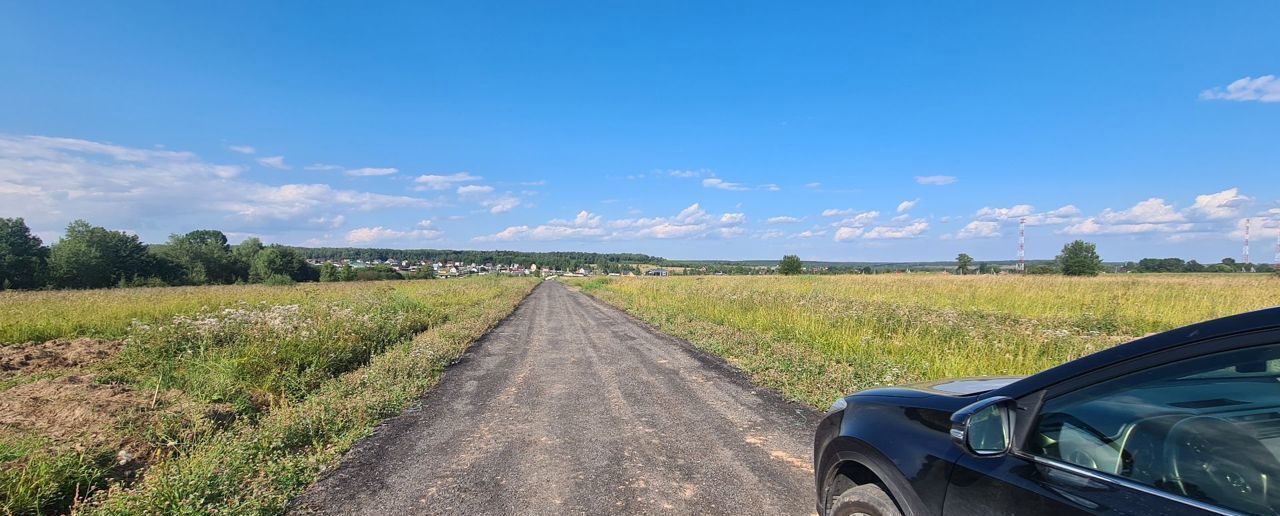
[853, 377, 1024, 399]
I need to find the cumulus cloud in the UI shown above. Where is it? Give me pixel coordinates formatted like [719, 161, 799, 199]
[975, 204, 1035, 221]
[795, 229, 827, 239]
[915, 175, 957, 186]
[896, 199, 918, 213]
[862, 222, 929, 239]
[345, 225, 443, 244]
[481, 195, 522, 214]
[1200, 75, 1280, 103]
[256, 155, 290, 170]
[828, 211, 880, 228]
[1188, 187, 1249, 220]
[759, 184, 781, 192]
[0, 134, 438, 239]
[766, 216, 802, 224]
[476, 203, 744, 242]
[345, 167, 398, 177]
[228, 145, 256, 155]
[304, 163, 343, 171]
[414, 172, 481, 191]
[955, 220, 1001, 239]
[822, 208, 856, 217]
[1098, 198, 1184, 224]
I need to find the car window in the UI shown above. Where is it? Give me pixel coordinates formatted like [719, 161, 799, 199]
[1026, 343, 1280, 515]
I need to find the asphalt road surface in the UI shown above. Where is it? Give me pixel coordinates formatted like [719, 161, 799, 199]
[293, 281, 820, 515]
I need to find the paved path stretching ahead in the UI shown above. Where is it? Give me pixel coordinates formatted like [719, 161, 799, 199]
[294, 281, 819, 515]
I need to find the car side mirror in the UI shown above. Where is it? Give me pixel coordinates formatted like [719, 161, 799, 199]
[950, 396, 1014, 456]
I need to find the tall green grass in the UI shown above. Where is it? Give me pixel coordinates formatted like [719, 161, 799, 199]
[0, 277, 537, 515]
[570, 275, 1278, 408]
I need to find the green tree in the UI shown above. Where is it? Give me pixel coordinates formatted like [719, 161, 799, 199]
[778, 255, 803, 275]
[1056, 240, 1104, 276]
[249, 245, 314, 283]
[0, 217, 48, 290]
[161, 229, 238, 284]
[48, 220, 152, 289]
[338, 264, 357, 281]
[955, 253, 974, 275]
[319, 262, 339, 282]
[232, 238, 264, 280]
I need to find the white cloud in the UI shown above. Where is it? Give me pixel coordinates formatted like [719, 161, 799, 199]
[975, 204, 1035, 221]
[767, 216, 802, 224]
[702, 178, 748, 191]
[482, 195, 522, 214]
[862, 222, 929, 239]
[805, 182, 822, 189]
[1062, 219, 1193, 236]
[915, 175, 957, 186]
[1024, 205, 1082, 226]
[304, 163, 343, 171]
[345, 167, 398, 177]
[1098, 198, 1184, 224]
[345, 225, 443, 244]
[667, 169, 707, 178]
[1188, 187, 1249, 220]
[547, 210, 602, 227]
[795, 229, 827, 239]
[476, 203, 743, 242]
[823, 208, 856, 217]
[256, 155, 290, 170]
[759, 184, 781, 192]
[956, 220, 1001, 239]
[829, 211, 880, 227]
[896, 199, 918, 213]
[413, 172, 481, 191]
[833, 227, 863, 241]
[457, 184, 495, 197]
[719, 212, 746, 225]
[1200, 75, 1280, 103]
[309, 214, 346, 229]
[228, 145, 256, 155]
[0, 135, 437, 239]
[758, 229, 787, 239]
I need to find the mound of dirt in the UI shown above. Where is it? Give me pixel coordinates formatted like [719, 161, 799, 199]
[0, 338, 123, 380]
[0, 375, 149, 451]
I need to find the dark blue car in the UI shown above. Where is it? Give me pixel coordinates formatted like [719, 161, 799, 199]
[815, 307, 1280, 515]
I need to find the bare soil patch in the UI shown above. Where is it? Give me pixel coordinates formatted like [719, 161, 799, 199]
[0, 338, 123, 380]
[0, 376, 149, 453]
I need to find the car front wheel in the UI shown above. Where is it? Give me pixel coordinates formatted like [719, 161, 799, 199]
[829, 484, 902, 516]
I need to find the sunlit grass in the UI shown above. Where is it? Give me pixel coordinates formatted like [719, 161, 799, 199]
[570, 274, 1279, 408]
[0, 277, 537, 514]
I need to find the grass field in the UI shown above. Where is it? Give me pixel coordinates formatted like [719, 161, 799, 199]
[570, 274, 1279, 409]
[0, 277, 536, 515]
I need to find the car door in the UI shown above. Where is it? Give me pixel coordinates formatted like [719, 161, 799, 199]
[944, 332, 1280, 515]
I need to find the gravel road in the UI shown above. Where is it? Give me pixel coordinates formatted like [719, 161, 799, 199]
[293, 280, 819, 515]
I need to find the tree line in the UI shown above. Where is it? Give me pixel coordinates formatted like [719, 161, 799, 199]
[1, 218, 444, 290]
[1121, 257, 1273, 273]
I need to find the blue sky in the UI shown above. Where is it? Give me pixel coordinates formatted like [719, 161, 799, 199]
[1, 2, 1277, 262]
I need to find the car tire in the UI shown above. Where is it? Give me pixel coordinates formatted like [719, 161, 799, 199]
[829, 483, 902, 516]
